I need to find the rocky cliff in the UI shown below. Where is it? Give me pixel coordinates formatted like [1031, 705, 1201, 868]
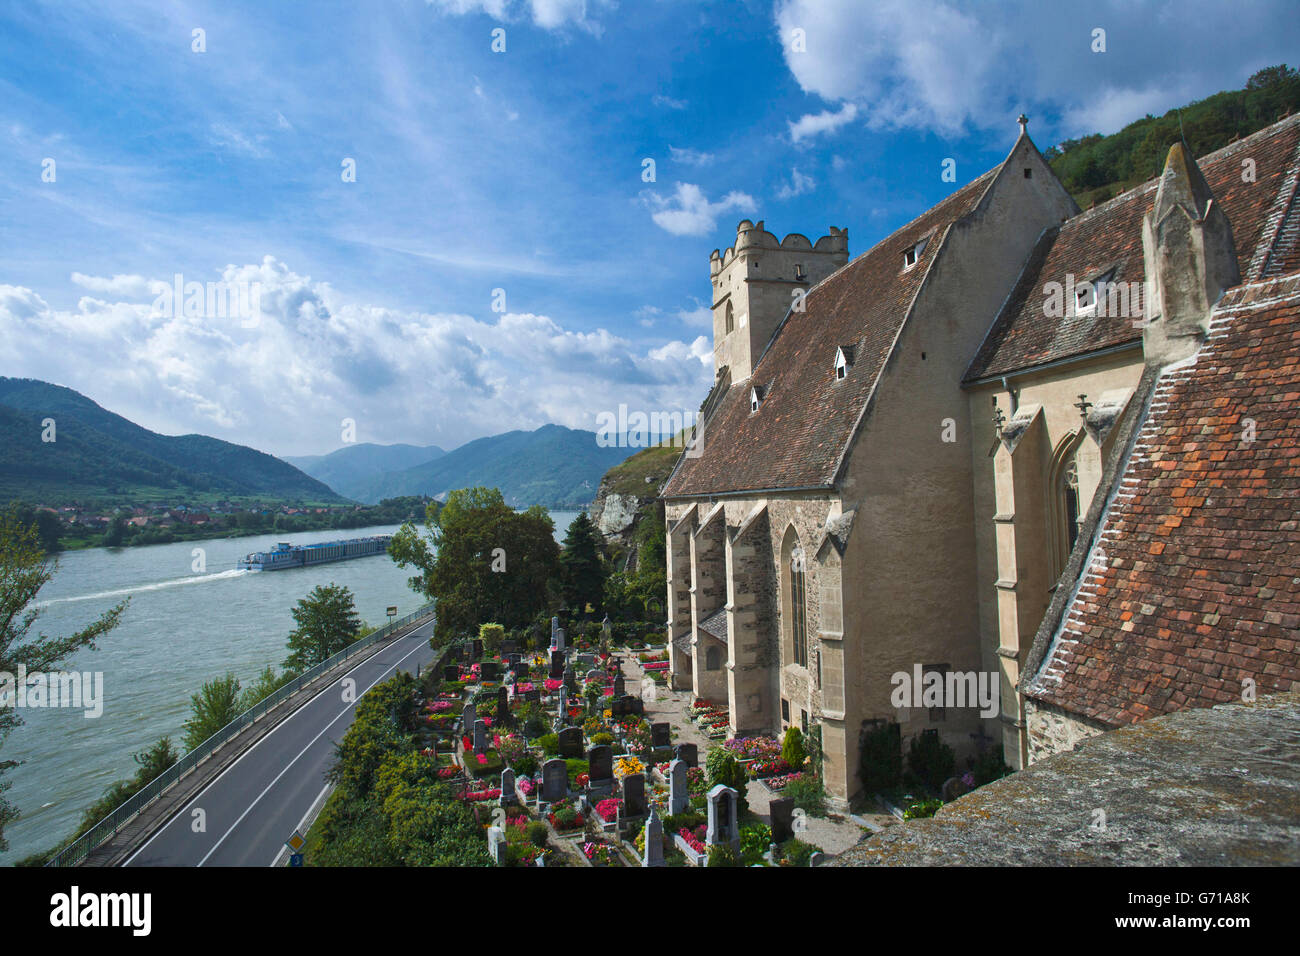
[588, 441, 681, 569]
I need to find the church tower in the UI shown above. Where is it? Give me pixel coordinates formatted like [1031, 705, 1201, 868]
[710, 220, 849, 382]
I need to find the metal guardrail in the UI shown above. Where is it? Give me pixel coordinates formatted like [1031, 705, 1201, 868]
[46, 601, 437, 867]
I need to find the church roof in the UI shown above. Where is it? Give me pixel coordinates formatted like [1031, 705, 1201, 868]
[965, 114, 1300, 382]
[1023, 272, 1300, 728]
[664, 169, 997, 497]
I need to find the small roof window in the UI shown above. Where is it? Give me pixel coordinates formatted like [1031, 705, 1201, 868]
[834, 345, 854, 380]
[750, 385, 766, 413]
[903, 237, 929, 270]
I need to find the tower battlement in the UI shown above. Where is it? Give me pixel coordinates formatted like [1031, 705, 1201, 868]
[710, 220, 849, 381]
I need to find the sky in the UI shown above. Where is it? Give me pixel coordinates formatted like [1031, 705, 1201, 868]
[0, 0, 1296, 457]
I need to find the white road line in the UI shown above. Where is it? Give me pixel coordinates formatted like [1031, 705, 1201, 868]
[122, 622, 432, 866]
[196, 639, 428, 866]
[270, 782, 332, 867]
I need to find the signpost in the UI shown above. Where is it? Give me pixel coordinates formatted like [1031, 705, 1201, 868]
[387, 606, 398, 619]
[285, 830, 305, 867]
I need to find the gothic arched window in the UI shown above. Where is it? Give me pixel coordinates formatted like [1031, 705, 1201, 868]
[790, 547, 808, 668]
[725, 301, 735, 334]
[1061, 459, 1081, 554]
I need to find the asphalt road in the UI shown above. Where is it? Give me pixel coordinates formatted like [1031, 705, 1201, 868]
[123, 619, 438, 867]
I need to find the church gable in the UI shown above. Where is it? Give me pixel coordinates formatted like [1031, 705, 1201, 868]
[663, 169, 998, 498]
[966, 114, 1300, 383]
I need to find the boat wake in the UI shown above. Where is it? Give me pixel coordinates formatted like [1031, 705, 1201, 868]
[37, 568, 252, 607]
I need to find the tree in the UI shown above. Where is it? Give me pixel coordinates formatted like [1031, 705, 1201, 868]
[283, 583, 362, 671]
[1246, 64, 1297, 90]
[559, 511, 605, 616]
[181, 673, 243, 751]
[102, 514, 127, 547]
[0, 508, 125, 851]
[389, 487, 560, 643]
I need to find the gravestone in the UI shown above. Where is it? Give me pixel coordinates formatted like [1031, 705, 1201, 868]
[541, 758, 568, 802]
[642, 809, 665, 867]
[500, 767, 517, 805]
[515, 661, 530, 679]
[500, 640, 517, 655]
[706, 784, 740, 849]
[471, 639, 483, 661]
[587, 745, 613, 786]
[668, 759, 689, 815]
[575, 653, 595, 669]
[487, 825, 506, 865]
[507, 653, 521, 670]
[524, 688, 541, 703]
[552, 627, 565, 652]
[651, 722, 671, 748]
[462, 703, 476, 731]
[557, 725, 583, 758]
[809, 851, 825, 867]
[444, 664, 460, 682]
[496, 686, 510, 724]
[480, 661, 499, 682]
[623, 773, 647, 818]
[563, 666, 577, 694]
[585, 668, 603, 683]
[674, 743, 698, 768]
[769, 796, 796, 844]
[473, 718, 487, 753]
[557, 687, 568, 717]
[549, 650, 564, 680]
[613, 673, 626, 697]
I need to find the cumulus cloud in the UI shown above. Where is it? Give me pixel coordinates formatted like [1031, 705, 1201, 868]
[788, 102, 858, 142]
[0, 256, 711, 455]
[776, 166, 815, 199]
[70, 272, 154, 297]
[645, 183, 757, 237]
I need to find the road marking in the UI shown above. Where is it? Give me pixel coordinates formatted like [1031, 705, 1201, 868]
[122, 622, 432, 866]
[196, 639, 428, 866]
[270, 782, 332, 867]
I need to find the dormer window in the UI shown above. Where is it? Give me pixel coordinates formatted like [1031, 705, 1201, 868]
[1074, 268, 1116, 316]
[750, 385, 765, 413]
[834, 345, 854, 381]
[903, 237, 928, 270]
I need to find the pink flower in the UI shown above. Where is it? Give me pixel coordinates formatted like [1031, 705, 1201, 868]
[476, 753, 488, 765]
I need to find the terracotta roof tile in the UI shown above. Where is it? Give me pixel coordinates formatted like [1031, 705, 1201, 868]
[1026, 274, 1300, 726]
[664, 170, 996, 497]
[966, 116, 1300, 381]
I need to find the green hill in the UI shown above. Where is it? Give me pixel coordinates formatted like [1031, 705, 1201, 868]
[1047, 64, 1300, 208]
[350, 424, 628, 509]
[0, 377, 345, 507]
[284, 442, 446, 500]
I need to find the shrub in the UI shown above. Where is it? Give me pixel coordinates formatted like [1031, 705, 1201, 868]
[479, 622, 506, 655]
[538, 733, 560, 756]
[514, 754, 538, 777]
[783, 774, 827, 817]
[781, 727, 806, 770]
[526, 820, 549, 847]
[780, 837, 819, 867]
[906, 730, 955, 793]
[739, 823, 772, 866]
[706, 845, 740, 867]
[971, 745, 1013, 787]
[903, 798, 944, 820]
[858, 721, 902, 796]
[590, 732, 613, 747]
[704, 747, 749, 816]
[663, 811, 706, 833]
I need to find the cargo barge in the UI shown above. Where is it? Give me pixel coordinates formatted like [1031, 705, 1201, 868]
[237, 535, 392, 571]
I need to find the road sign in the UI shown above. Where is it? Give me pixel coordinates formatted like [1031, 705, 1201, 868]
[285, 830, 305, 853]
[387, 606, 398, 618]
[289, 853, 304, 867]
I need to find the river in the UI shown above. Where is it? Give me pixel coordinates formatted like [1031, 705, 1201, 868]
[1, 513, 579, 862]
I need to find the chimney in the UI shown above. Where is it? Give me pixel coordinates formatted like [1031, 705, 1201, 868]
[1140, 142, 1240, 366]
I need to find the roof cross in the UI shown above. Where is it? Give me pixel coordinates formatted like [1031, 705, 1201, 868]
[1074, 393, 1093, 419]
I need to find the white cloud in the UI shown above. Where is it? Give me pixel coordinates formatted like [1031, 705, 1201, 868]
[70, 272, 154, 298]
[424, 0, 610, 34]
[1064, 85, 1182, 141]
[209, 122, 269, 158]
[669, 145, 715, 166]
[776, 166, 815, 199]
[0, 256, 711, 455]
[788, 102, 858, 142]
[653, 94, 688, 110]
[645, 183, 757, 237]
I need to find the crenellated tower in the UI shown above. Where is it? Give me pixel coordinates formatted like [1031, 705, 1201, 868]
[710, 220, 848, 382]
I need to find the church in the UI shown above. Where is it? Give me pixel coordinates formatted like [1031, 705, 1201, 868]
[660, 113, 1300, 807]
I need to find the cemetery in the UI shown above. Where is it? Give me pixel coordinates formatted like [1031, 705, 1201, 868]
[392, 615, 834, 867]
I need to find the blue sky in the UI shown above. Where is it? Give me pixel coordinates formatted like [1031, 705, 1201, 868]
[1, 0, 1296, 456]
